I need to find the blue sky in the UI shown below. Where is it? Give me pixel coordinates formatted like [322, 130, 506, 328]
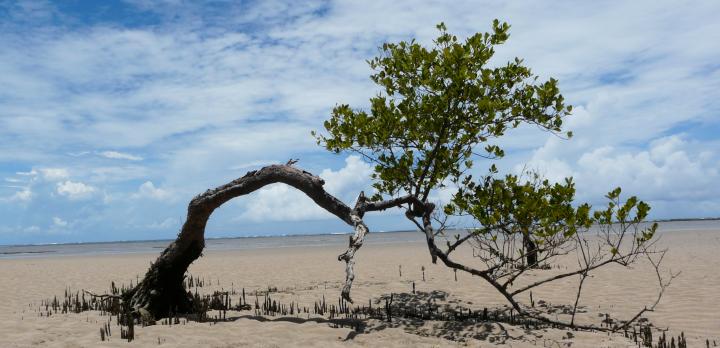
[0, 0, 718, 245]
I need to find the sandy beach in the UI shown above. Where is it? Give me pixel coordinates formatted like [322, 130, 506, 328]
[0, 228, 718, 347]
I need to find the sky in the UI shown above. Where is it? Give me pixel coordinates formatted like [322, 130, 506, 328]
[0, 0, 718, 245]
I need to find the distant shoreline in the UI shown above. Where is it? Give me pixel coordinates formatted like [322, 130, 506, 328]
[650, 217, 720, 222]
[0, 230, 417, 248]
[0, 231, 428, 259]
[1, 217, 718, 248]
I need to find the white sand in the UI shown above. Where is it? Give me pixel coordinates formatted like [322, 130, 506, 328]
[0, 229, 718, 347]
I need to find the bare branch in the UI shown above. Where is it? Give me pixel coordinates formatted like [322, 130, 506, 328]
[338, 192, 371, 303]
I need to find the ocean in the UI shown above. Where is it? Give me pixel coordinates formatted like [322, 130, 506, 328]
[1, 220, 717, 259]
[0, 231, 426, 259]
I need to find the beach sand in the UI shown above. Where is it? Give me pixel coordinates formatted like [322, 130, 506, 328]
[0, 229, 718, 347]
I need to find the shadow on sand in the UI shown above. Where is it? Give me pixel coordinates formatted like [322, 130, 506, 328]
[224, 290, 542, 344]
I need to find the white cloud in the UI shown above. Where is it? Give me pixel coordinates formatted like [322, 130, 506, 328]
[522, 135, 720, 217]
[133, 181, 171, 200]
[56, 180, 96, 200]
[427, 180, 457, 207]
[39, 168, 69, 181]
[0, 1, 718, 243]
[317, 156, 374, 196]
[99, 151, 143, 161]
[163, 122, 318, 191]
[52, 216, 67, 227]
[239, 156, 373, 222]
[8, 188, 33, 202]
[16, 170, 37, 176]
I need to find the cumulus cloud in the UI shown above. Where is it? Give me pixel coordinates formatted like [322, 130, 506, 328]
[56, 180, 96, 200]
[578, 137, 718, 199]
[99, 151, 143, 161]
[317, 156, 374, 196]
[522, 135, 720, 217]
[133, 181, 171, 200]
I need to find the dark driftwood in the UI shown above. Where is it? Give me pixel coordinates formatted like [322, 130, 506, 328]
[128, 164, 408, 318]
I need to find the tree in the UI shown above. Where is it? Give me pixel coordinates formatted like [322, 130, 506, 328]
[125, 21, 671, 331]
[313, 20, 671, 329]
[314, 21, 569, 266]
[446, 168, 585, 270]
[445, 170, 671, 329]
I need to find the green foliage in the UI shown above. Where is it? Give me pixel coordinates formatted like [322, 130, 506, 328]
[447, 173, 657, 256]
[314, 21, 571, 200]
[593, 187, 657, 245]
[315, 21, 656, 257]
[446, 170, 591, 242]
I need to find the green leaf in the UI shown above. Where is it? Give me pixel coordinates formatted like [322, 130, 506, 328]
[313, 21, 573, 199]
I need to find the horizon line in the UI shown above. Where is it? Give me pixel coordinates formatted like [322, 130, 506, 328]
[1, 217, 718, 248]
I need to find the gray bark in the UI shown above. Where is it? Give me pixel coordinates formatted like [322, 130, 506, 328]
[128, 164, 354, 318]
[128, 164, 409, 318]
[337, 192, 369, 303]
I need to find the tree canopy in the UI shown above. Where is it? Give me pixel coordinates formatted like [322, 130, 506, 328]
[314, 21, 572, 202]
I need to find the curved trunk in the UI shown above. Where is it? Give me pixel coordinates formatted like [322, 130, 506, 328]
[129, 165, 355, 318]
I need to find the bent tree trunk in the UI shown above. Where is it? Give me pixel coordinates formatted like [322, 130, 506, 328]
[128, 165, 356, 318]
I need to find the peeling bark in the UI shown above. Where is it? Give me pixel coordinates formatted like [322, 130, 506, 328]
[336, 193, 421, 303]
[337, 192, 369, 303]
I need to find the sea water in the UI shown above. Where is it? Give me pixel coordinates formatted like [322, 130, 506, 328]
[1, 220, 717, 259]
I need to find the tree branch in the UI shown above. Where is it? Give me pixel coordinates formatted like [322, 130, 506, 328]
[337, 192, 371, 303]
[130, 164, 359, 317]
